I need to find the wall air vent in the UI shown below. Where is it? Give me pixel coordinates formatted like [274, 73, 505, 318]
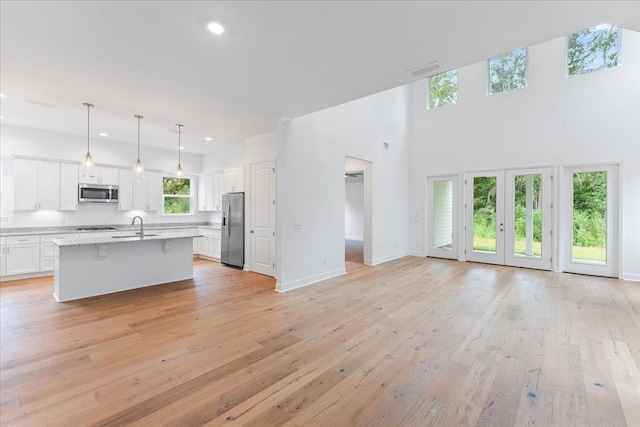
[407, 61, 441, 77]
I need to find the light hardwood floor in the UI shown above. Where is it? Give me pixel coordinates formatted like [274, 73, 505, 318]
[1, 257, 639, 426]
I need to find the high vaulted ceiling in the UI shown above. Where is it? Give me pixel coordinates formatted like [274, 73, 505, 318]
[1, 1, 638, 154]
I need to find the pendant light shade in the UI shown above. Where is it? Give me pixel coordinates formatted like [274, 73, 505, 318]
[80, 103, 96, 178]
[133, 115, 145, 182]
[176, 124, 183, 177]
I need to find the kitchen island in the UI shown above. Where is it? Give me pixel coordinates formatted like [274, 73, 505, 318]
[52, 231, 202, 302]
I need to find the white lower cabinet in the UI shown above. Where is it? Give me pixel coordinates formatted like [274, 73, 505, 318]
[195, 228, 221, 260]
[40, 234, 77, 271]
[0, 238, 6, 276]
[4, 236, 40, 276]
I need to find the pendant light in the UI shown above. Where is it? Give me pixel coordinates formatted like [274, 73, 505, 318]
[133, 115, 145, 182]
[80, 103, 96, 177]
[175, 124, 183, 176]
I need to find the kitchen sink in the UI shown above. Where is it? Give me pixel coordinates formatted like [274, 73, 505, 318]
[111, 234, 158, 239]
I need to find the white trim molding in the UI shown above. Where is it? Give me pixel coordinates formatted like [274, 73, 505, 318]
[275, 267, 346, 292]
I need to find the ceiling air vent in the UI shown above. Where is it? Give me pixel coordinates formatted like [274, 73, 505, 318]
[26, 99, 56, 108]
[407, 61, 441, 77]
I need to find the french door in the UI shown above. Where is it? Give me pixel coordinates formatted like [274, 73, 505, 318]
[561, 164, 618, 277]
[465, 167, 552, 270]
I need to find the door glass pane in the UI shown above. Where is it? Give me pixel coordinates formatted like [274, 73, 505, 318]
[572, 171, 607, 262]
[513, 174, 542, 257]
[473, 176, 497, 252]
[432, 180, 453, 250]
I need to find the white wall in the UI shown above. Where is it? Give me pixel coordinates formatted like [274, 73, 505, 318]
[409, 29, 640, 280]
[277, 85, 410, 291]
[0, 124, 208, 227]
[345, 176, 364, 240]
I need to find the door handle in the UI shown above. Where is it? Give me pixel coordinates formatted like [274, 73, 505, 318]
[250, 230, 254, 234]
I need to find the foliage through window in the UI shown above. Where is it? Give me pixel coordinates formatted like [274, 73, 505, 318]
[568, 25, 619, 77]
[488, 48, 527, 95]
[428, 69, 458, 109]
[163, 177, 191, 215]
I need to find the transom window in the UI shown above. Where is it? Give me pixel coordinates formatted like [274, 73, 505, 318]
[427, 69, 458, 109]
[163, 176, 192, 215]
[568, 25, 620, 77]
[488, 48, 527, 95]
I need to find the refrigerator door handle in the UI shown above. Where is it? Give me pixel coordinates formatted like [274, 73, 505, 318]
[228, 204, 232, 239]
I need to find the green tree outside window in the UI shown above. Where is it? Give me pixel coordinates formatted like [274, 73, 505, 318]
[488, 48, 527, 95]
[428, 69, 458, 109]
[163, 177, 191, 214]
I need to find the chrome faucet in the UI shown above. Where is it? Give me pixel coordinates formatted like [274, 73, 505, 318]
[131, 216, 144, 238]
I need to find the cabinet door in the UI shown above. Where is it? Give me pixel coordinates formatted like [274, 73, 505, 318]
[38, 161, 61, 210]
[6, 243, 40, 275]
[132, 173, 147, 210]
[13, 159, 39, 210]
[198, 175, 213, 211]
[118, 169, 134, 211]
[99, 167, 120, 186]
[233, 167, 245, 192]
[146, 172, 163, 211]
[212, 173, 223, 210]
[193, 236, 203, 255]
[60, 163, 79, 210]
[213, 237, 221, 259]
[223, 169, 234, 193]
[0, 249, 6, 276]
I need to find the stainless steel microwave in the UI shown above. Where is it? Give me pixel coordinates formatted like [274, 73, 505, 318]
[78, 184, 119, 203]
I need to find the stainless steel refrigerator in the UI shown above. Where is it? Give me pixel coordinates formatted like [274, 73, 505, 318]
[221, 192, 245, 268]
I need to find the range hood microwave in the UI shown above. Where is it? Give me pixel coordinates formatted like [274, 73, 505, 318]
[78, 184, 119, 203]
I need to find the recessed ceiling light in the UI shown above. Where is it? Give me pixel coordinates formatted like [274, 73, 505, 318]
[99, 132, 108, 137]
[0, 93, 6, 98]
[0, 116, 4, 120]
[205, 137, 213, 141]
[179, 146, 185, 150]
[207, 22, 224, 34]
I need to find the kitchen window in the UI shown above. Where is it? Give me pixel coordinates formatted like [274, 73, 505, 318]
[163, 176, 192, 215]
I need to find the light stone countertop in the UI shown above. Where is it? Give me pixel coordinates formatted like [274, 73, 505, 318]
[1, 223, 221, 237]
[52, 231, 204, 247]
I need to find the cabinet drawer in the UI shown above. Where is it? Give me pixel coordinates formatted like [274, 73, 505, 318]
[7, 235, 39, 245]
[212, 230, 222, 238]
[40, 234, 76, 244]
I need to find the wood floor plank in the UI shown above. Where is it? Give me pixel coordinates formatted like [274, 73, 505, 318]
[1, 257, 638, 426]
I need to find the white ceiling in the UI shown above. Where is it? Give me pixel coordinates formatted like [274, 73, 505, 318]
[1, 1, 638, 154]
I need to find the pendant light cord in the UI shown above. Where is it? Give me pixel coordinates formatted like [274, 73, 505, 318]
[136, 115, 141, 159]
[84, 103, 93, 153]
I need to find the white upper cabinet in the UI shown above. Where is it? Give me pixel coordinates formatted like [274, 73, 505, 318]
[133, 171, 162, 211]
[79, 166, 119, 185]
[198, 172, 223, 211]
[59, 163, 79, 211]
[14, 158, 60, 210]
[223, 166, 244, 193]
[118, 169, 134, 211]
[147, 172, 162, 211]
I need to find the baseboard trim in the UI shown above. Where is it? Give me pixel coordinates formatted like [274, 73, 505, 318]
[621, 273, 640, 282]
[276, 267, 347, 292]
[345, 236, 364, 241]
[1, 271, 52, 282]
[410, 251, 426, 257]
[370, 251, 409, 266]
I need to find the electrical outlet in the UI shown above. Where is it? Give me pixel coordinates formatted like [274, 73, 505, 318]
[294, 222, 302, 230]
[323, 258, 327, 265]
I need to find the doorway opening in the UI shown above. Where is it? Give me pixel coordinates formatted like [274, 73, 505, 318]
[345, 170, 364, 263]
[345, 156, 373, 267]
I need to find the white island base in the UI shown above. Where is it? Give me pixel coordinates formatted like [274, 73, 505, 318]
[53, 236, 196, 302]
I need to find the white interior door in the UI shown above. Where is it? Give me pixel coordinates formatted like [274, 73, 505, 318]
[426, 175, 458, 260]
[250, 160, 276, 277]
[465, 167, 553, 270]
[562, 164, 618, 278]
